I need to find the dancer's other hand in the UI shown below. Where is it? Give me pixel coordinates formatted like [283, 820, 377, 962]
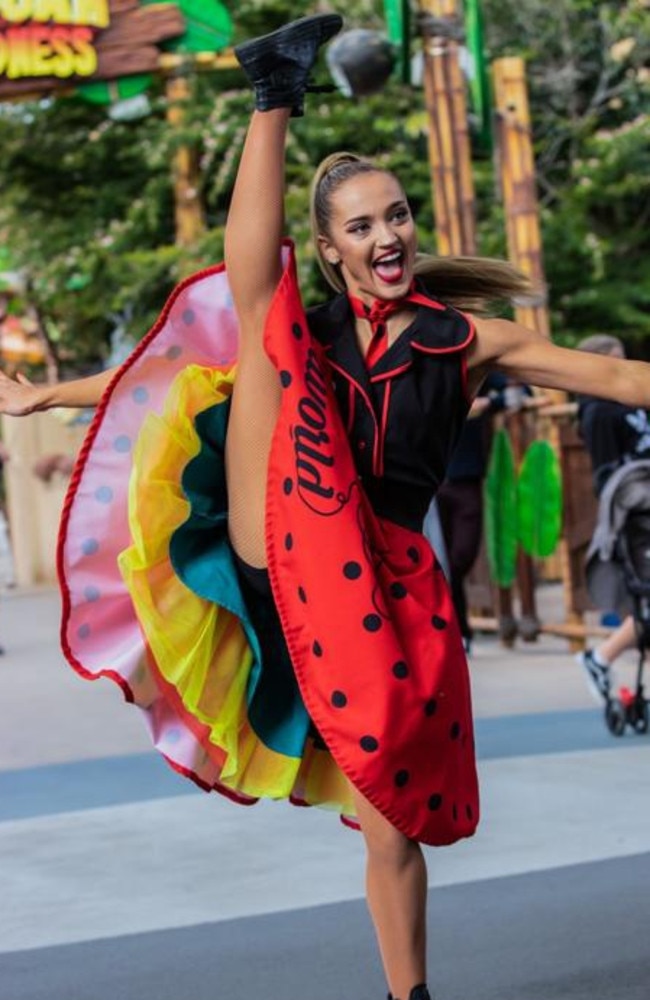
[0, 370, 45, 416]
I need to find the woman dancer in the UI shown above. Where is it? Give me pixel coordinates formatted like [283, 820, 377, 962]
[1, 15, 649, 1000]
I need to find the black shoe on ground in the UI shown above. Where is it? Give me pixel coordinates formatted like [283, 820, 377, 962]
[577, 649, 611, 702]
[234, 14, 343, 117]
[388, 986, 432, 1000]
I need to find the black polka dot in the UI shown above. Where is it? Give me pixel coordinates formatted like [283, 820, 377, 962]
[394, 769, 410, 788]
[298, 586, 307, 604]
[283, 477, 293, 495]
[280, 370, 292, 388]
[390, 582, 407, 599]
[466, 804, 474, 822]
[360, 735, 379, 753]
[428, 793, 443, 811]
[363, 614, 382, 632]
[407, 546, 420, 564]
[431, 615, 447, 630]
[424, 698, 437, 717]
[343, 561, 362, 580]
[392, 661, 409, 679]
[450, 722, 461, 740]
[331, 690, 348, 708]
[285, 533, 293, 551]
[291, 322, 303, 340]
[312, 640, 323, 657]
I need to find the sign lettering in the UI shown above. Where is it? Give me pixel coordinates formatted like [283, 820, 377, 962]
[0, 2, 108, 80]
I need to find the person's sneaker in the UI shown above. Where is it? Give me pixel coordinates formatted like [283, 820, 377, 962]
[234, 14, 343, 117]
[577, 649, 611, 701]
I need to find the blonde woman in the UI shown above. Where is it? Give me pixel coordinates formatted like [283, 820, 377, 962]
[1, 15, 649, 1000]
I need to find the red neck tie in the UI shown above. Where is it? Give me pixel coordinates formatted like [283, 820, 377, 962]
[348, 284, 433, 368]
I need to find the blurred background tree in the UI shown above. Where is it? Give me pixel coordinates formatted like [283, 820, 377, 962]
[0, 0, 647, 374]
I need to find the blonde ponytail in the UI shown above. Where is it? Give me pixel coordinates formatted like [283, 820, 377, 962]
[413, 253, 533, 313]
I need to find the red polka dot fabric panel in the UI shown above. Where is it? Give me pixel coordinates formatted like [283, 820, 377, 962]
[263, 245, 479, 846]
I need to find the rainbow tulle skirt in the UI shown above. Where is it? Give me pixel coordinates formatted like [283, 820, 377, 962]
[58, 245, 479, 845]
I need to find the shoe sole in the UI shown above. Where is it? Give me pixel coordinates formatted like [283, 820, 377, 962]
[234, 14, 343, 66]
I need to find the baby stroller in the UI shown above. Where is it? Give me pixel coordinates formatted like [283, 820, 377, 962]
[585, 460, 650, 736]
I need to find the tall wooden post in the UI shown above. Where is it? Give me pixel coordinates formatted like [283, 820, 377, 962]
[493, 56, 583, 643]
[165, 72, 206, 247]
[418, 0, 476, 255]
[492, 57, 549, 337]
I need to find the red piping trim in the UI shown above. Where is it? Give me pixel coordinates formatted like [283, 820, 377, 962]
[376, 381, 392, 478]
[57, 260, 228, 684]
[411, 311, 476, 356]
[326, 359, 379, 447]
[369, 361, 412, 384]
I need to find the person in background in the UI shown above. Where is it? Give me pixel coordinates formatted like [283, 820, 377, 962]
[575, 334, 650, 698]
[435, 374, 507, 653]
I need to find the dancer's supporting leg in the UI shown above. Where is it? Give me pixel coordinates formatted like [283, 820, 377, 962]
[224, 108, 291, 567]
[351, 785, 428, 1000]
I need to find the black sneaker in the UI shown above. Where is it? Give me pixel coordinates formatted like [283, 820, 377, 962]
[577, 649, 611, 702]
[234, 14, 343, 117]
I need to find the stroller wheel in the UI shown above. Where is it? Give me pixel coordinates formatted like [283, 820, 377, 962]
[605, 699, 627, 737]
[632, 699, 649, 735]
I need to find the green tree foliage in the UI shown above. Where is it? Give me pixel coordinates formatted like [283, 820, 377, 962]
[481, 0, 650, 348]
[0, 0, 647, 370]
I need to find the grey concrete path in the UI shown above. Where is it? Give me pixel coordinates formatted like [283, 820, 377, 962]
[1, 585, 649, 999]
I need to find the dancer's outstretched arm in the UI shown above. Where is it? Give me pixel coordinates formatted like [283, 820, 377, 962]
[0, 367, 115, 415]
[468, 316, 650, 407]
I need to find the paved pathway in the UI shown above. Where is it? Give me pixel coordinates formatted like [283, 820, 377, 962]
[1, 587, 649, 999]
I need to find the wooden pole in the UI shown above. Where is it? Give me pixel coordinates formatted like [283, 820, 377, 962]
[165, 72, 206, 247]
[417, 0, 477, 255]
[493, 56, 584, 645]
[492, 56, 549, 337]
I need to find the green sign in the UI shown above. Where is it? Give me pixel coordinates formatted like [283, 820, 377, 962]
[383, 0, 410, 84]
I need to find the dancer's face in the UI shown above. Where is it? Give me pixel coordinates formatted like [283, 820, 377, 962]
[318, 172, 417, 303]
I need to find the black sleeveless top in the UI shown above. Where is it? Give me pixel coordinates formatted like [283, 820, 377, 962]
[306, 289, 475, 531]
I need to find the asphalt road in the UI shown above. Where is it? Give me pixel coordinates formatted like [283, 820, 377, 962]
[2, 587, 650, 1000]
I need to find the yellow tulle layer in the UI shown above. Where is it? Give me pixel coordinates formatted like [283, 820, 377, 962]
[118, 364, 354, 815]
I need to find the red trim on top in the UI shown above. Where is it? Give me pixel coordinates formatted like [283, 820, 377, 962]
[56, 260, 228, 684]
[369, 361, 412, 384]
[327, 359, 379, 446]
[411, 310, 476, 356]
[376, 381, 392, 478]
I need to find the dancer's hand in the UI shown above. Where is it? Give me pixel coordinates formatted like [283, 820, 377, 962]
[0, 370, 45, 416]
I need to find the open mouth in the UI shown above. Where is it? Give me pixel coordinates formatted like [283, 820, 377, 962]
[372, 249, 406, 285]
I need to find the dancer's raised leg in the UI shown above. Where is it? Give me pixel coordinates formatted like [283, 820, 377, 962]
[224, 14, 342, 568]
[351, 786, 430, 1000]
[224, 108, 290, 568]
